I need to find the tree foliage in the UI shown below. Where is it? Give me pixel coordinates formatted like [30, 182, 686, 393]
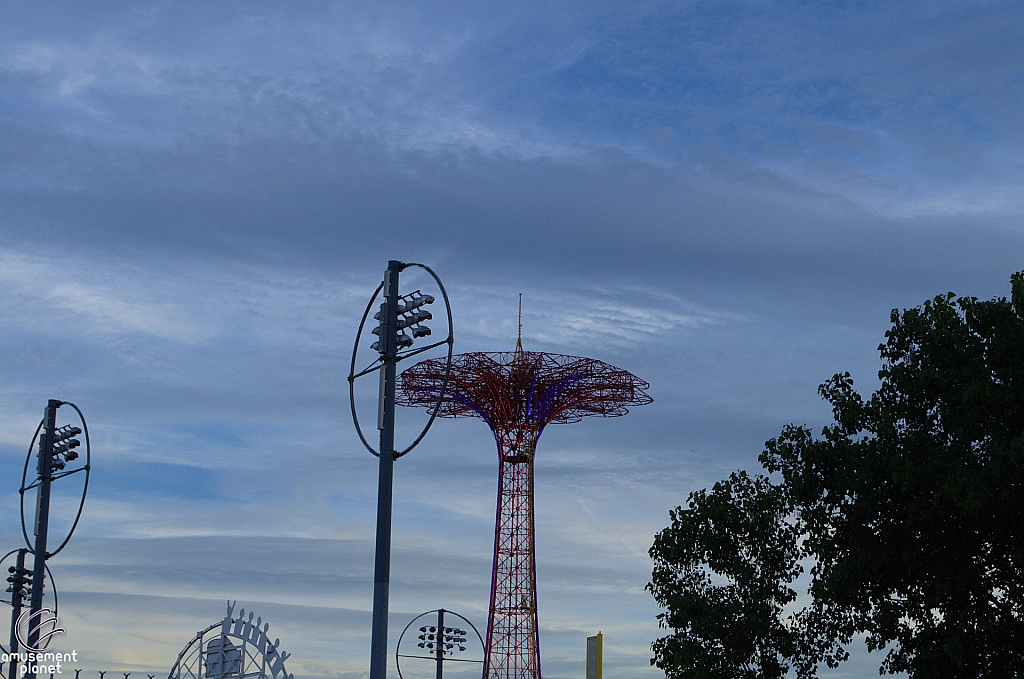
[650, 272, 1024, 678]
[649, 471, 801, 679]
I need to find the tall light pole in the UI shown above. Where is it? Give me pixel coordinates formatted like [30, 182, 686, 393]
[369, 259, 402, 679]
[27, 400, 61, 660]
[6, 548, 30, 679]
[417, 609, 472, 679]
[395, 608, 483, 679]
[17, 399, 90, 679]
[349, 261, 454, 679]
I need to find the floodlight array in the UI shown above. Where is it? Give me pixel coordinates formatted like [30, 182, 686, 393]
[372, 290, 435, 353]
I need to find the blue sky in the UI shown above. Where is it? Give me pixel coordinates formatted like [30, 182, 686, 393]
[0, 2, 1021, 677]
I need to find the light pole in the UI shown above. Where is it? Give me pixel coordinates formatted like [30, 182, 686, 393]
[28, 401, 62, 659]
[349, 261, 454, 679]
[17, 399, 90, 679]
[369, 260, 405, 679]
[1, 549, 57, 679]
[417, 609, 470, 679]
[395, 608, 483, 679]
[6, 548, 30, 679]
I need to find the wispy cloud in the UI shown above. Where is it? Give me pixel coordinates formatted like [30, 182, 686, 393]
[0, 250, 207, 341]
[0, 3, 1021, 677]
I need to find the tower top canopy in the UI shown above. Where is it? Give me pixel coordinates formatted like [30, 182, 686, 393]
[398, 351, 651, 433]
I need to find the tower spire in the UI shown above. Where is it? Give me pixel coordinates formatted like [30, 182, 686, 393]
[515, 293, 523, 354]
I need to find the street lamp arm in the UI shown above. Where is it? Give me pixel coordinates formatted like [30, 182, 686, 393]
[351, 360, 384, 382]
[394, 338, 450, 363]
[396, 656, 484, 664]
[50, 466, 88, 482]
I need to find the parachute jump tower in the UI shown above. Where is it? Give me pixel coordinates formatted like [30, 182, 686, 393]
[398, 301, 651, 679]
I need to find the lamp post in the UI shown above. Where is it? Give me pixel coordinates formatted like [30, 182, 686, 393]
[1, 549, 58, 679]
[17, 399, 90, 679]
[28, 401, 63, 658]
[368, 260, 403, 679]
[395, 608, 483, 679]
[6, 548, 30, 679]
[349, 261, 454, 679]
[416, 609, 469, 679]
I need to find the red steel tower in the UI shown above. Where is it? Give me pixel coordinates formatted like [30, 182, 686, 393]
[398, 331, 651, 679]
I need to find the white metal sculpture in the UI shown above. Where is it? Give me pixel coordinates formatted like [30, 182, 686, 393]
[168, 602, 293, 679]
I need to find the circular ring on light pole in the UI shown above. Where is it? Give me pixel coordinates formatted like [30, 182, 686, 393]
[348, 262, 454, 459]
[20, 401, 91, 558]
[395, 608, 484, 679]
[0, 549, 60, 653]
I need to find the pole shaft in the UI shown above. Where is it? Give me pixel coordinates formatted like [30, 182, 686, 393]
[8, 548, 27, 678]
[435, 608, 445, 679]
[26, 400, 58, 676]
[369, 261, 403, 679]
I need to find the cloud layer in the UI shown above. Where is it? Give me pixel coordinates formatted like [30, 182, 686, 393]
[1, 2, 1022, 677]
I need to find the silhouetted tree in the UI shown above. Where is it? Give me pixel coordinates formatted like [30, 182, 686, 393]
[650, 272, 1024, 678]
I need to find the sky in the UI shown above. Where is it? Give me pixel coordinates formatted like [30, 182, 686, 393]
[0, 1, 1022, 677]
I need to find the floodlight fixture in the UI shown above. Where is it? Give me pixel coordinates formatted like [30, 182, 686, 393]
[396, 609, 484, 679]
[6, 564, 31, 599]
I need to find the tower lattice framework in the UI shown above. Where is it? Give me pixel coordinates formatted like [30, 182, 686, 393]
[398, 347, 651, 679]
